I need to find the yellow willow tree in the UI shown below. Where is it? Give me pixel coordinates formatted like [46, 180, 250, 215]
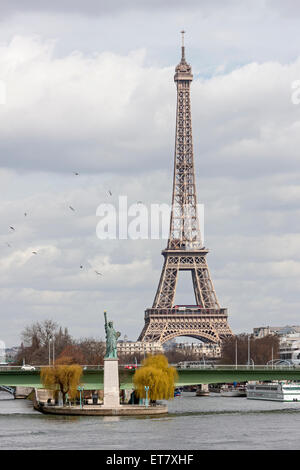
[41, 364, 83, 405]
[133, 354, 178, 401]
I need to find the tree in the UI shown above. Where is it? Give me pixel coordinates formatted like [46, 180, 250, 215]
[15, 320, 73, 365]
[75, 338, 105, 365]
[41, 364, 83, 405]
[22, 319, 58, 348]
[56, 345, 85, 365]
[220, 334, 280, 365]
[133, 354, 178, 401]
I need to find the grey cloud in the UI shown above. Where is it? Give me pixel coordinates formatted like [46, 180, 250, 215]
[1, 36, 300, 181]
[0, 0, 237, 19]
[266, 0, 300, 17]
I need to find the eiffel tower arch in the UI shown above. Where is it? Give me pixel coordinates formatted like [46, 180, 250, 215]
[138, 33, 233, 345]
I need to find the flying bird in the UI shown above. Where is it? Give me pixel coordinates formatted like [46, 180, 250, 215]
[69, 206, 75, 211]
[9, 226, 15, 231]
[32, 251, 38, 255]
[95, 270, 103, 276]
[24, 212, 27, 217]
[80, 265, 83, 269]
[73, 172, 79, 176]
[108, 190, 112, 196]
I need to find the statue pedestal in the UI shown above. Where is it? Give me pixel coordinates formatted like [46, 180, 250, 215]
[103, 358, 120, 408]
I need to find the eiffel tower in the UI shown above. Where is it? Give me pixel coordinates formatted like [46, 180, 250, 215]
[138, 32, 233, 344]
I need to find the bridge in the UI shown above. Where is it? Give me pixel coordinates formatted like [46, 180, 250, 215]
[1, 365, 300, 395]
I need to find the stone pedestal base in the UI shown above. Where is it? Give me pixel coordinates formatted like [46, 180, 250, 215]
[103, 358, 120, 408]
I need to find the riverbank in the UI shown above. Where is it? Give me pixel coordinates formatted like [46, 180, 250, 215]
[35, 403, 168, 416]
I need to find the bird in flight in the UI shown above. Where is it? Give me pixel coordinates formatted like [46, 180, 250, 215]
[24, 212, 27, 217]
[95, 270, 102, 276]
[108, 190, 112, 196]
[80, 265, 83, 269]
[32, 251, 38, 255]
[73, 172, 79, 176]
[69, 206, 75, 211]
[9, 226, 15, 231]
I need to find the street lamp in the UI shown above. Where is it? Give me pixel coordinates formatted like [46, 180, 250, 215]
[248, 335, 250, 366]
[78, 386, 84, 409]
[144, 386, 149, 407]
[272, 347, 274, 370]
[49, 337, 55, 366]
[48, 338, 51, 366]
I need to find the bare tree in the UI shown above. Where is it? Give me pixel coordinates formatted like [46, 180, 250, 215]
[219, 334, 280, 365]
[15, 320, 72, 365]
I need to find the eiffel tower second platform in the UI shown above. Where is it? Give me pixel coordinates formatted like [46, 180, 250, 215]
[138, 248, 232, 344]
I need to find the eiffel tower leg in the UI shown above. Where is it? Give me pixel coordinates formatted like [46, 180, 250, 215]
[152, 257, 179, 308]
[192, 265, 220, 309]
[138, 316, 168, 342]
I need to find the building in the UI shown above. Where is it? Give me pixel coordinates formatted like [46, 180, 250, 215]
[117, 341, 163, 356]
[4, 347, 19, 363]
[253, 325, 300, 338]
[279, 332, 300, 363]
[253, 326, 300, 363]
[171, 342, 221, 359]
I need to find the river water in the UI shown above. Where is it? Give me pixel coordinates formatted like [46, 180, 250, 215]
[1, 390, 300, 450]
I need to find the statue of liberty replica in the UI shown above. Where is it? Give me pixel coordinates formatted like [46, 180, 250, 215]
[104, 311, 121, 359]
[103, 311, 121, 407]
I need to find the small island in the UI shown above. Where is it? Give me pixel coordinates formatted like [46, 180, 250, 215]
[34, 312, 169, 416]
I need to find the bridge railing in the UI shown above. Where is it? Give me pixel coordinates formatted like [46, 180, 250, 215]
[176, 364, 299, 370]
[1, 364, 299, 372]
[0, 365, 104, 372]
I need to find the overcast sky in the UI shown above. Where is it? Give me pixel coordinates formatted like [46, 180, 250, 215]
[1, 0, 300, 346]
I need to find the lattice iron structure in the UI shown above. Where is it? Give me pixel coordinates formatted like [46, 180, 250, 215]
[138, 33, 233, 344]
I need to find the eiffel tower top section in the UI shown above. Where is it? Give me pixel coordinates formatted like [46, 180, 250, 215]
[168, 31, 202, 251]
[174, 31, 193, 82]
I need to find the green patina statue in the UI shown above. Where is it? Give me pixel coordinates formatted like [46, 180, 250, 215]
[104, 311, 121, 359]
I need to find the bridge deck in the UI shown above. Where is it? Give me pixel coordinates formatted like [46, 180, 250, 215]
[1, 367, 300, 390]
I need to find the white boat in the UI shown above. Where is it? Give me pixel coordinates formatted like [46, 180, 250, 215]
[220, 385, 246, 397]
[247, 382, 300, 402]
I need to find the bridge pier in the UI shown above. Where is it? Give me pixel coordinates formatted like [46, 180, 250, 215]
[14, 386, 34, 399]
[195, 384, 210, 396]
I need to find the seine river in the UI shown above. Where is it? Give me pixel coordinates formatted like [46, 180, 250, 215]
[1, 391, 300, 450]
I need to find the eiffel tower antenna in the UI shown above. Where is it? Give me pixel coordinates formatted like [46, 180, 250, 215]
[181, 30, 185, 60]
[138, 34, 233, 344]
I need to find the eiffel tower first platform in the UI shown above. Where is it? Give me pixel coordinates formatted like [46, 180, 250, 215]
[138, 33, 233, 345]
